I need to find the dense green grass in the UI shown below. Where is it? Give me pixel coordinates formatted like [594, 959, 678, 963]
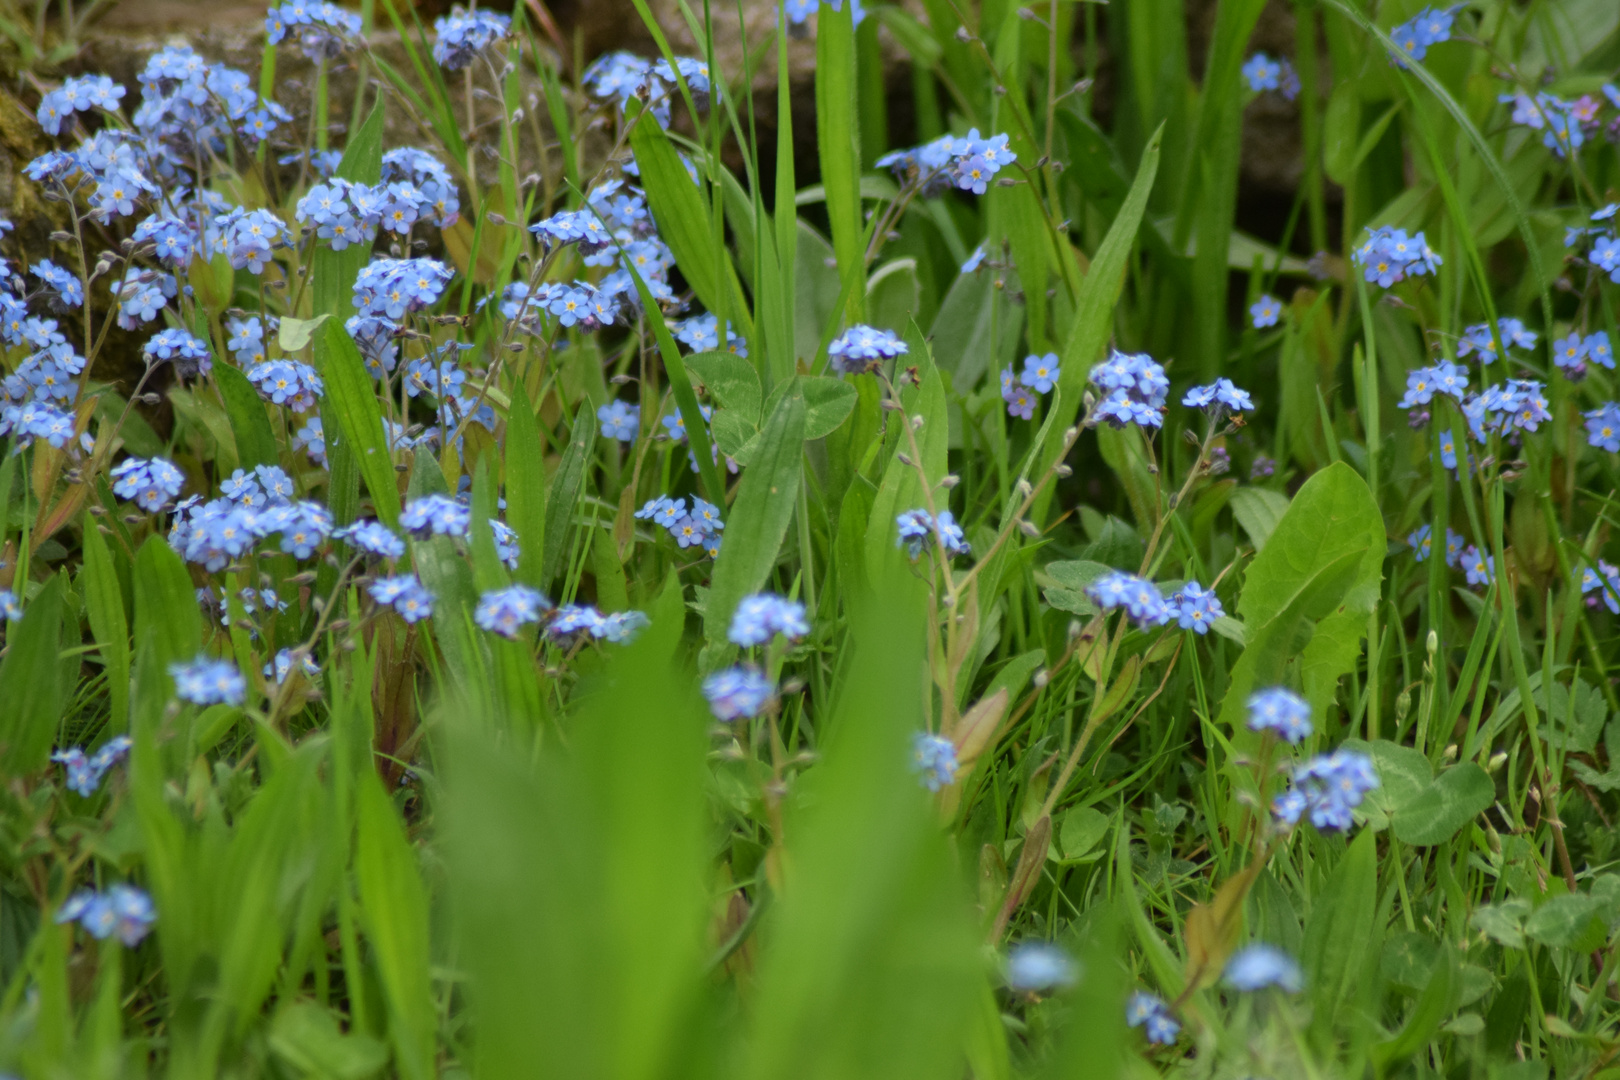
[3, 0, 1620, 1076]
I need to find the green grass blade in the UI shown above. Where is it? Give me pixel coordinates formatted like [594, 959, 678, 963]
[133, 534, 202, 675]
[540, 402, 595, 591]
[815, 0, 866, 322]
[317, 320, 401, 528]
[504, 379, 548, 590]
[1040, 124, 1164, 497]
[80, 521, 130, 732]
[213, 363, 279, 470]
[356, 770, 436, 1080]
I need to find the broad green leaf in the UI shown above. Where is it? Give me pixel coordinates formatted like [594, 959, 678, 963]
[1322, 81, 1360, 185]
[686, 350, 763, 423]
[1373, 945, 1456, 1065]
[1524, 894, 1608, 951]
[1216, 462, 1383, 733]
[133, 534, 202, 675]
[1228, 487, 1291, 552]
[317, 320, 400, 527]
[0, 574, 65, 776]
[1341, 738, 1431, 831]
[1040, 559, 1111, 616]
[80, 522, 130, 731]
[356, 771, 436, 1080]
[443, 602, 708, 1080]
[866, 258, 921, 335]
[703, 382, 807, 652]
[210, 744, 325, 1054]
[1391, 762, 1493, 846]
[1302, 828, 1377, 1036]
[269, 1001, 389, 1080]
[712, 410, 759, 460]
[1471, 900, 1529, 949]
[213, 362, 279, 470]
[801, 377, 858, 440]
[743, 590, 980, 1080]
[927, 267, 1022, 392]
[504, 379, 548, 590]
[795, 221, 842, 362]
[1057, 805, 1110, 863]
[991, 165, 1052, 350]
[540, 404, 595, 590]
[1094, 425, 1157, 536]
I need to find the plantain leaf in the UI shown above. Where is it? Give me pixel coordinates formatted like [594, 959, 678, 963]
[1215, 463, 1383, 732]
[703, 381, 807, 654]
[1302, 828, 1378, 1039]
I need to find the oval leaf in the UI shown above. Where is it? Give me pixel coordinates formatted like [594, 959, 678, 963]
[1392, 762, 1494, 846]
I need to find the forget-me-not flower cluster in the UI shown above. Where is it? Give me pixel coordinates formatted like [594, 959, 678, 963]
[1272, 749, 1380, 831]
[636, 495, 724, 558]
[876, 129, 1017, 197]
[896, 508, 971, 561]
[828, 325, 908, 374]
[1354, 225, 1442, 287]
[51, 736, 132, 797]
[56, 885, 156, 947]
[1090, 350, 1168, 428]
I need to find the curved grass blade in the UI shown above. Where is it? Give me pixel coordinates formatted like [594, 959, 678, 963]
[317, 319, 401, 528]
